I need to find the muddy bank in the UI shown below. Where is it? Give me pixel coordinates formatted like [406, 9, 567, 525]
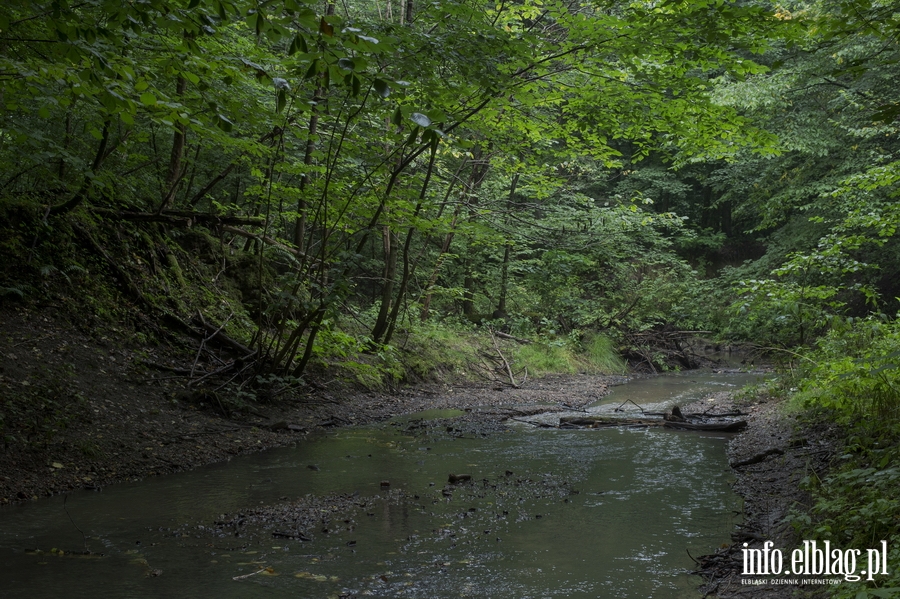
[684, 392, 838, 598]
[0, 308, 620, 505]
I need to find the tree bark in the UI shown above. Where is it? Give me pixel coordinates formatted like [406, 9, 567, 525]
[496, 173, 519, 316]
[158, 74, 188, 213]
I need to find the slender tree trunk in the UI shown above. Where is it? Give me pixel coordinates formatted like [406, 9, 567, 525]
[293, 2, 333, 251]
[382, 140, 439, 344]
[461, 267, 476, 317]
[57, 110, 72, 180]
[371, 225, 398, 342]
[158, 74, 188, 213]
[496, 173, 519, 316]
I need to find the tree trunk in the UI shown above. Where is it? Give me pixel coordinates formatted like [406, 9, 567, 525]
[371, 226, 398, 342]
[293, 2, 333, 251]
[158, 74, 188, 213]
[496, 173, 519, 316]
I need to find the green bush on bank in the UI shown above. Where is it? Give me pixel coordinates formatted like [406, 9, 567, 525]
[789, 416, 900, 599]
[790, 316, 900, 422]
[783, 316, 900, 598]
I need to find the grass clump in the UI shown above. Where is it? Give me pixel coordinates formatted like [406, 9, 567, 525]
[513, 333, 626, 376]
[515, 342, 577, 375]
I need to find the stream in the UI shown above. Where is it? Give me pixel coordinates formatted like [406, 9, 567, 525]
[0, 371, 762, 598]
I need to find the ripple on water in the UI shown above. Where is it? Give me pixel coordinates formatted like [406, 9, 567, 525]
[0, 375, 751, 599]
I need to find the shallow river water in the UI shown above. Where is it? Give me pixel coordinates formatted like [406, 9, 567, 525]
[0, 372, 762, 598]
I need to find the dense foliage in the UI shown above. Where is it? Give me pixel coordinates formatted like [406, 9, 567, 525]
[0, 0, 778, 377]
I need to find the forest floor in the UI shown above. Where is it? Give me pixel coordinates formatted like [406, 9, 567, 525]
[0, 307, 838, 597]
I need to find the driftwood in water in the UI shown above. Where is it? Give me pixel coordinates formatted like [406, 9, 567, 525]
[663, 420, 748, 432]
[559, 416, 659, 428]
[558, 414, 747, 432]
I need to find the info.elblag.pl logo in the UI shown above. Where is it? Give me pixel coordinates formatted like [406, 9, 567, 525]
[742, 540, 890, 582]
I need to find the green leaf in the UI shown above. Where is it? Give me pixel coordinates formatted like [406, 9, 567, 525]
[410, 113, 431, 127]
[216, 114, 234, 132]
[140, 92, 157, 106]
[338, 57, 355, 71]
[246, 11, 259, 33]
[373, 79, 390, 98]
[289, 34, 308, 55]
[183, 72, 200, 85]
[303, 60, 319, 80]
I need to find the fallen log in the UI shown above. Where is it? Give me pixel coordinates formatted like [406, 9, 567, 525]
[91, 207, 265, 227]
[559, 416, 662, 427]
[663, 420, 748, 432]
[558, 414, 748, 432]
[494, 331, 532, 344]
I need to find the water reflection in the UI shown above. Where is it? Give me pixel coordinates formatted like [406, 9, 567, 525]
[0, 372, 761, 598]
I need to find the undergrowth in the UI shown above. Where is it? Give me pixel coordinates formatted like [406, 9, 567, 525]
[0, 200, 629, 397]
[513, 332, 626, 376]
[780, 316, 900, 598]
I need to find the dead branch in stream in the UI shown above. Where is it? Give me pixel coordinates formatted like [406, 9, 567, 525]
[613, 398, 646, 414]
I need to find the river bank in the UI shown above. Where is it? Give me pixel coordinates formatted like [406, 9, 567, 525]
[0, 308, 624, 505]
[2, 308, 841, 597]
[685, 392, 839, 598]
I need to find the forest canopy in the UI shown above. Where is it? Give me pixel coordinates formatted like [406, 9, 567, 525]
[1, 0, 899, 380]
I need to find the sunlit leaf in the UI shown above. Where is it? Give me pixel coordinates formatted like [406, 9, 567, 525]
[410, 113, 431, 127]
